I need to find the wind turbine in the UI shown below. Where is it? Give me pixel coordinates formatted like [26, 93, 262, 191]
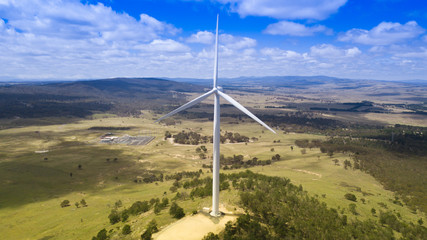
[156, 15, 276, 217]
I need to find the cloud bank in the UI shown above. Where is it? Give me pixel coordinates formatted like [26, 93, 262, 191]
[0, 0, 426, 81]
[216, 0, 347, 20]
[339, 21, 425, 45]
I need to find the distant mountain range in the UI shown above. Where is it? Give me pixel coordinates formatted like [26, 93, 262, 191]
[0, 76, 425, 121]
[165, 76, 427, 88]
[0, 78, 204, 119]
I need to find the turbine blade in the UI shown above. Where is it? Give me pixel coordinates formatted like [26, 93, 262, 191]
[156, 89, 215, 122]
[217, 90, 276, 134]
[213, 14, 219, 88]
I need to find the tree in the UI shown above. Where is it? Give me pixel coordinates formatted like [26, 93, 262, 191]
[114, 200, 123, 209]
[60, 200, 70, 208]
[75, 202, 80, 208]
[201, 145, 207, 152]
[272, 154, 281, 161]
[122, 224, 131, 235]
[141, 219, 158, 240]
[141, 230, 152, 240]
[147, 219, 158, 233]
[220, 181, 230, 190]
[128, 201, 150, 215]
[121, 210, 129, 222]
[371, 208, 377, 215]
[92, 229, 108, 240]
[169, 202, 185, 219]
[270, 148, 275, 152]
[108, 210, 121, 224]
[344, 193, 357, 202]
[202, 232, 220, 240]
[80, 199, 87, 207]
[343, 160, 352, 170]
[349, 203, 358, 215]
[78, 164, 82, 170]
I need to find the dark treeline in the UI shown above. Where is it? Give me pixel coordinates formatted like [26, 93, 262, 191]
[202, 153, 281, 170]
[88, 126, 132, 131]
[173, 131, 210, 145]
[0, 93, 111, 118]
[0, 78, 204, 120]
[176, 110, 348, 132]
[169, 131, 250, 145]
[204, 171, 427, 240]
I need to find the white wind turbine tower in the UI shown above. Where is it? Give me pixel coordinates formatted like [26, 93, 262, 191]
[156, 15, 276, 217]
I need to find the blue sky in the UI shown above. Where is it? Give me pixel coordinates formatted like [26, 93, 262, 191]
[0, 0, 426, 81]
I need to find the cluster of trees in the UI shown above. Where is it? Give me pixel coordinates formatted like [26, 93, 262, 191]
[202, 153, 283, 170]
[88, 126, 131, 131]
[164, 170, 203, 181]
[294, 139, 322, 149]
[108, 199, 154, 224]
[221, 131, 249, 143]
[133, 170, 203, 185]
[172, 131, 210, 145]
[196, 145, 208, 159]
[202, 170, 426, 239]
[166, 130, 251, 145]
[60, 199, 88, 208]
[75, 199, 88, 208]
[221, 154, 281, 170]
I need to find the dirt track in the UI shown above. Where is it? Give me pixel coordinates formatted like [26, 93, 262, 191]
[154, 211, 237, 240]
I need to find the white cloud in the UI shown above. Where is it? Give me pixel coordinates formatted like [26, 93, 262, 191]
[395, 47, 427, 58]
[187, 31, 214, 44]
[339, 21, 425, 45]
[220, 34, 256, 49]
[264, 21, 331, 36]
[345, 47, 362, 57]
[136, 39, 190, 52]
[0, 0, 179, 42]
[216, 0, 347, 20]
[260, 48, 305, 61]
[310, 44, 361, 58]
[0, 0, 426, 81]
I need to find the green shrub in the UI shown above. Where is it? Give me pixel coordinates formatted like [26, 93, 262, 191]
[344, 193, 357, 202]
[92, 229, 108, 240]
[169, 202, 185, 219]
[202, 232, 220, 240]
[122, 224, 131, 235]
[108, 210, 121, 224]
[60, 200, 70, 208]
